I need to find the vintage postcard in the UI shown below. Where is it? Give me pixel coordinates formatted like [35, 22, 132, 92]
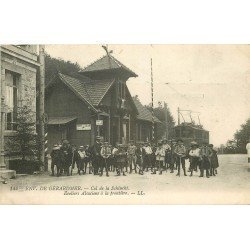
[0, 44, 249, 204]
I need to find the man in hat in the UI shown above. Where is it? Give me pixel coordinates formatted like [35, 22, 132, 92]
[174, 139, 187, 176]
[199, 142, 213, 178]
[100, 142, 111, 177]
[127, 140, 137, 174]
[91, 136, 102, 175]
[60, 139, 73, 176]
[208, 144, 219, 176]
[188, 141, 200, 176]
[50, 144, 61, 176]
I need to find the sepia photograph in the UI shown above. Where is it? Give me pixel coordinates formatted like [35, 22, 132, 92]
[0, 44, 249, 204]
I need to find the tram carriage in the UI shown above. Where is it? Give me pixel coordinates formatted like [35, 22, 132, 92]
[173, 122, 209, 147]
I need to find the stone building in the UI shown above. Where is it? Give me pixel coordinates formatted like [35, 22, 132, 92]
[0, 45, 40, 178]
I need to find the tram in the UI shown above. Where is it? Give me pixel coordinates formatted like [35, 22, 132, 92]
[172, 108, 209, 147]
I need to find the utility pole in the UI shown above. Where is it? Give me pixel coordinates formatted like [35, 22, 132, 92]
[38, 45, 46, 171]
[151, 58, 155, 142]
[0, 46, 5, 168]
[164, 102, 168, 140]
[177, 107, 180, 125]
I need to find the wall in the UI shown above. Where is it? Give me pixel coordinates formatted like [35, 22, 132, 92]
[0, 45, 38, 167]
[45, 79, 95, 149]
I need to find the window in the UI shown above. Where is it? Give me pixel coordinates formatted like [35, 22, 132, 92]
[5, 71, 19, 131]
[118, 80, 126, 99]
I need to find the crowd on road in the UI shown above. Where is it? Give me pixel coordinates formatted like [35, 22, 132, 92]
[50, 136, 219, 179]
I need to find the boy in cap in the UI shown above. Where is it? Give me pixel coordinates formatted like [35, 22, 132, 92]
[162, 139, 171, 170]
[143, 142, 153, 172]
[174, 139, 187, 176]
[91, 136, 102, 175]
[188, 141, 200, 176]
[127, 140, 137, 174]
[136, 142, 145, 175]
[50, 144, 61, 176]
[60, 139, 73, 176]
[100, 142, 111, 177]
[199, 142, 213, 178]
[208, 144, 219, 176]
[76, 146, 86, 175]
[153, 141, 165, 174]
[114, 145, 127, 176]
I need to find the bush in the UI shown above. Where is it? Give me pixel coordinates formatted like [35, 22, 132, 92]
[9, 159, 41, 174]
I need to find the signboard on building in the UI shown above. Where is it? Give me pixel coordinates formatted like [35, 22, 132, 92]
[76, 124, 91, 131]
[96, 120, 103, 126]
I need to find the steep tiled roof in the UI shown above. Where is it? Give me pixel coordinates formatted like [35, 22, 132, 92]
[80, 55, 138, 77]
[58, 73, 115, 109]
[132, 97, 161, 123]
[84, 79, 115, 106]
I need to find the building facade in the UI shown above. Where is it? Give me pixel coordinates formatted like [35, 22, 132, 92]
[45, 55, 161, 151]
[0, 45, 40, 173]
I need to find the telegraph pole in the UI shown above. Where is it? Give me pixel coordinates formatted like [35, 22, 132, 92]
[38, 45, 46, 171]
[151, 58, 155, 142]
[164, 102, 169, 140]
[177, 107, 180, 125]
[0, 46, 5, 168]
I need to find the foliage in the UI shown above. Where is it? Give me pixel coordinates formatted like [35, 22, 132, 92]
[145, 102, 175, 140]
[45, 53, 83, 84]
[6, 105, 38, 160]
[234, 118, 250, 152]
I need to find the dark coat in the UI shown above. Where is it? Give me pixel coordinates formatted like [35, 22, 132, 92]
[50, 148, 61, 165]
[60, 145, 73, 167]
[91, 142, 102, 157]
[135, 147, 145, 165]
[210, 149, 219, 168]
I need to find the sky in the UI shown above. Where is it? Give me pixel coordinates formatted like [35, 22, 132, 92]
[46, 45, 250, 146]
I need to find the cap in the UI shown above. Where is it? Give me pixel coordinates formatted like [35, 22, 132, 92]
[177, 139, 183, 143]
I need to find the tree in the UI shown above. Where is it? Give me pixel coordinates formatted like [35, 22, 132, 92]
[145, 102, 175, 140]
[45, 53, 83, 84]
[7, 105, 38, 161]
[234, 118, 250, 153]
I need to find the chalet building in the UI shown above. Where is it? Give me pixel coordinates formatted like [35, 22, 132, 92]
[0, 45, 40, 174]
[45, 54, 161, 151]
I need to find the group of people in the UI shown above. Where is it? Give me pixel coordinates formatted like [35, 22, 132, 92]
[50, 136, 219, 178]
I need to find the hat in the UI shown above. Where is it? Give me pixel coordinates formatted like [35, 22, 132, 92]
[177, 139, 183, 143]
[79, 145, 84, 149]
[96, 136, 101, 140]
[208, 144, 214, 147]
[190, 141, 198, 145]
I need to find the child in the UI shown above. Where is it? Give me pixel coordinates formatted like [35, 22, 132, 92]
[115, 145, 127, 176]
[50, 144, 61, 176]
[153, 142, 165, 175]
[208, 144, 219, 176]
[188, 142, 200, 176]
[76, 146, 86, 175]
